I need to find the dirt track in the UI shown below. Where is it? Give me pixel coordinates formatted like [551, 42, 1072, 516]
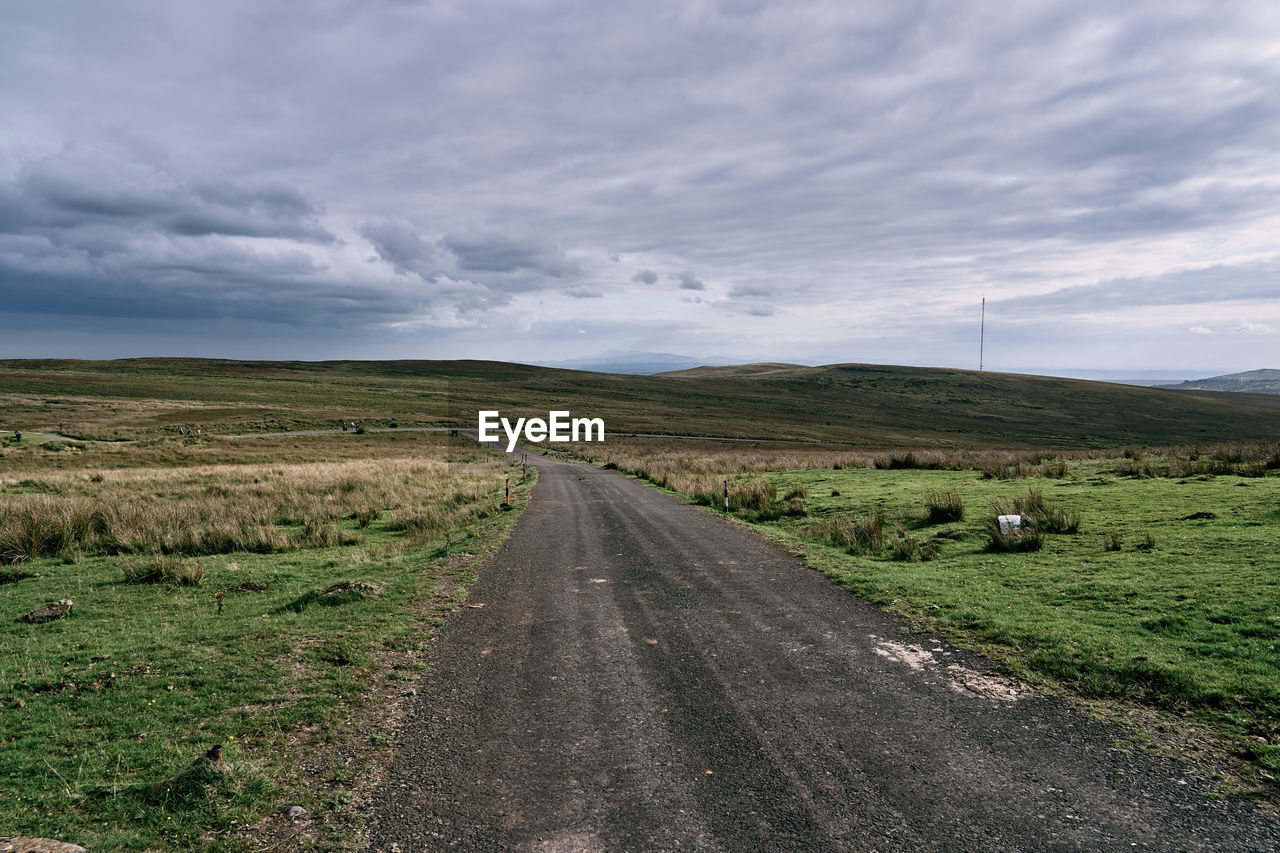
[366, 452, 1279, 851]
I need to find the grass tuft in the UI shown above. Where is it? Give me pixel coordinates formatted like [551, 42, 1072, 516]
[1010, 489, 1081, 534]
[729, 479, 777, 511]
[923, 489, 964, 523]
[782, 483, 808, 501]
[808, 510, 885, 555]
[890, 524, 938, 562]
[986, 521, 1044, 553]
[121, 553, 205, 586]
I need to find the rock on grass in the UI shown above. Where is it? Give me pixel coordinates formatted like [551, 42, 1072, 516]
[18, 599, 72, 623]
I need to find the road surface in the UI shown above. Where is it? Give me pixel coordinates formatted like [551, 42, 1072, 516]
[366, 452, 1279, 851]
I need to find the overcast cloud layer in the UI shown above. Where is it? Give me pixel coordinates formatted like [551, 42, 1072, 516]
[2, 0, 1278, 372]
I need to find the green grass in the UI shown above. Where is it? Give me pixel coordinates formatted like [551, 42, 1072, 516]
[589, 442, 1280, 795]
[1, 433, 531, 850]
[779, 465, 1280, 782]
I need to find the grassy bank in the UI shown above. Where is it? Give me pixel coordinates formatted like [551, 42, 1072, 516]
[0, 432, 530, 850]
[573, 438, 1280, 797]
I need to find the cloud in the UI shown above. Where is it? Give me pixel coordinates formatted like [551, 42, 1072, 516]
[2, 2, 1279, 368]
[992, 260, 1280, 317]
[1237, 321, 1273, 334]
[727, 282, 774, 299]
[441, 231, 578, 278]
[358, 219, 449, 278]
[6, 149, 335, 245]
[672, 271, 706, 291]
[1188, 326, 1213, 335]
[355, 221, 584, 313]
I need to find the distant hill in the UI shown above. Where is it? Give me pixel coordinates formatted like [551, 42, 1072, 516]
[1159, 369, 1280, 394]
[646, 362, 1280, 447]
[3, 358, 1279, 448]
[657, 363, 804, 378]
[537, 351, 738, 375]
[1010, 368, 1224, 387]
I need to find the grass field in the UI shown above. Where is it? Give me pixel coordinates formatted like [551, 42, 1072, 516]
[569, 437, 1280, 798]
[3, 357, 1280, 446]
[0, 431, 530, 851]
[3, 357, 1280, 843]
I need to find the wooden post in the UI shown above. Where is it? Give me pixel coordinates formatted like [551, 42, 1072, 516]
[505, 478, 510, 506]
[723, 479, 728, 510]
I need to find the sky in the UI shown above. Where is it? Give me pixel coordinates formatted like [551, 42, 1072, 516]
[2, 0, 1278, 374]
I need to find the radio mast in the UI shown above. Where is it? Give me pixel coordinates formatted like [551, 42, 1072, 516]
[980, 296, 985, 371]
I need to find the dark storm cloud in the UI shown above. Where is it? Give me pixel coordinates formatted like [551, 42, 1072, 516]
[1, 1, 1278, 365]
[357, 219, 448, 278]
[441, 232, 578, 278]
[355, 219, 584, 315]
[5, 152, 335, 244]
[359, 221, 577, 283]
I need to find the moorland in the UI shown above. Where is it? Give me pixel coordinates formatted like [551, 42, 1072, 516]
[1, 426, 531, 851]
[4, 356, 1280, 445]
[2, 357, 1278, 849]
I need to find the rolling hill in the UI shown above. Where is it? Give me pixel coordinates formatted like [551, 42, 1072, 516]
[536, 350, 739, 374]
[1, 358, 1278, 448]
[1159, 369, 1280, 394]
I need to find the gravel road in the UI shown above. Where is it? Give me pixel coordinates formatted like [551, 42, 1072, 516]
[366, 452, 1279, 852]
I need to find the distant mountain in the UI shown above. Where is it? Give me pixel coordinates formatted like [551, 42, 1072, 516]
[536, 350, 739, 375]
[1159, 369, 1280, 394]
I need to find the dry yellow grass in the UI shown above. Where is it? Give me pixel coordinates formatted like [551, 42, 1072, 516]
[565, 436, 1280, 500]
[0, 455, 507, 563]
[565, 437, 1106, 504]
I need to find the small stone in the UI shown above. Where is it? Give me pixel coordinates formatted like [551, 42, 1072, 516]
[0, 838, 88, 853]
[282, 805, 308, 820]
[19, 600, 73, 624]
[318, 580, 382, 596]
